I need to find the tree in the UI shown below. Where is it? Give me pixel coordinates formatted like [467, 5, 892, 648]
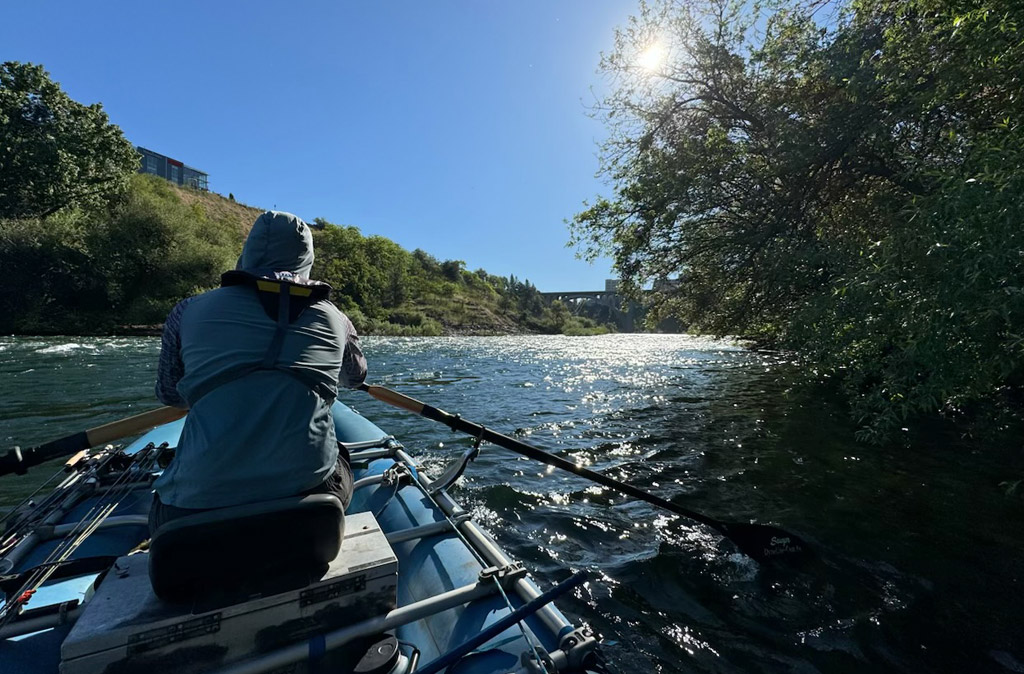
[0, 62, 139, 219]
[573, 0, 1024, 439]
[412, 248, 442, 275]
[0, 174, 239, 333]
[440, 259, 465, 283]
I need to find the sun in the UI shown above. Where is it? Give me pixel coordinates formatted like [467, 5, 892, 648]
[637, 41, 667, 72]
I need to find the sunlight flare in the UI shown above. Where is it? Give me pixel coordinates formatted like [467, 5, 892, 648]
[637, 41, 667, 72]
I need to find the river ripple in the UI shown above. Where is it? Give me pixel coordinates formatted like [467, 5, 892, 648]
[1, 334, 1022, 673]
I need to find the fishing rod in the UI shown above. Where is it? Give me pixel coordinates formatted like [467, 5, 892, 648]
[0, 446, 128, 559]
[360, 384, 813, 567]
[0, 444, 164, 625]
[0, 464, 67, 538]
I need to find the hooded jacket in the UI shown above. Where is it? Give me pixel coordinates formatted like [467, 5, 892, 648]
[153, 211, 366, 509]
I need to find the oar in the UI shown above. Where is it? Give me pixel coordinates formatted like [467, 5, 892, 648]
[0, 406, 188, 477]
[360, 384, 812, 567]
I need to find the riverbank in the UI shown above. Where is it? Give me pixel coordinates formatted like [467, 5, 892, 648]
[2, 175, 620, 339]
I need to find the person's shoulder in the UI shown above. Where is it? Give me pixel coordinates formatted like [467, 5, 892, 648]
[173, 286, 241, 321]
[168, 294, 199, 317]
[187, 285, 247, 306]
[162, 294, 201, 335]
[308, 300, 357, 330]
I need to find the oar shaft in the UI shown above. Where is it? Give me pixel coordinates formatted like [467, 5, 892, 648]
[361, 385, 722, 530]
[362, 384, 813, 567]
[0, 406, 187, 477]
[364, 385, 426, 415]
[84, 406, 187, 446]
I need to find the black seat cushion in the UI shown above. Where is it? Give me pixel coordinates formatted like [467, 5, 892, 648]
[149, 494, 344, 603]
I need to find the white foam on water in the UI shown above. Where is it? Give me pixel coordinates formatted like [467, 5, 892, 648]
[726, 552, 760, 581]
[37, 343, 96, 354]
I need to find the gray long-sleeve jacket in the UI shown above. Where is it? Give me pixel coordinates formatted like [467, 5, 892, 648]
[154, 211, 367, 509]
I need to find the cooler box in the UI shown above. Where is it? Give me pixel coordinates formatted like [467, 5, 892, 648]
[60, 512, 397, 674]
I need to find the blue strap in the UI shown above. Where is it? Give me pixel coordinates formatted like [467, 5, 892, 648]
[308, 633, 326, 673]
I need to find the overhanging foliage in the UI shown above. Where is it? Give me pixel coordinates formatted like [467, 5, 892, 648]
[573, 0, 1024, 439]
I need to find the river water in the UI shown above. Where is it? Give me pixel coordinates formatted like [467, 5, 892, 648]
[1, 335, 1022, 673]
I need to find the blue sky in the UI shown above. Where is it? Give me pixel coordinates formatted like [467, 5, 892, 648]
[4, 1, 639, 291]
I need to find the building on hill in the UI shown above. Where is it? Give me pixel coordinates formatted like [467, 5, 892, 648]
[136, 146, 208, 190]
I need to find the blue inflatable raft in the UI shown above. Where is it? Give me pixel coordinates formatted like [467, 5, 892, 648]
[0, 402, 603, 674]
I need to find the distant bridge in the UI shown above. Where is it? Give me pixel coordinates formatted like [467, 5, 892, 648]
[539, 285, 638, 330]
[540, 278, 682, 304]
[538, 279, 684, 332]
[538, 290, 619, 304]
[540, 280, 623, 306]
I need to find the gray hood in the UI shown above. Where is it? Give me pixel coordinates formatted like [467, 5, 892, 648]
[236, 211, 314, 278]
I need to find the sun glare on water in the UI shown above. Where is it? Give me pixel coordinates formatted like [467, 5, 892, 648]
[637, 41, 667, 72]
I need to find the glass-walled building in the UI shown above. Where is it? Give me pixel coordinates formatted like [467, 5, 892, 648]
[136, 146, 208, 190]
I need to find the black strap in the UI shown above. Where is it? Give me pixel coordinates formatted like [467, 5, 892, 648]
[261, 279, 291, 370]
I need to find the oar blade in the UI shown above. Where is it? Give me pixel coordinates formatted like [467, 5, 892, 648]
[718, 522, 815, 566]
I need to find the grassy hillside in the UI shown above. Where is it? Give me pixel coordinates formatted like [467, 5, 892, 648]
[0, 175, 610, 336]
[172, 185, 263, 240]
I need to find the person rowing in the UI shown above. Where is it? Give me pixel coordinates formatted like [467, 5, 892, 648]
[150, 211, 367, 532]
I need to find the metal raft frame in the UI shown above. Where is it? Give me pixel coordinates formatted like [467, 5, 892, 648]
[0, 432, 601, 674]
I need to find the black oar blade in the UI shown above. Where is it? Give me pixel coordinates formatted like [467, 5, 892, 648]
[717, 522, 815, 566]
